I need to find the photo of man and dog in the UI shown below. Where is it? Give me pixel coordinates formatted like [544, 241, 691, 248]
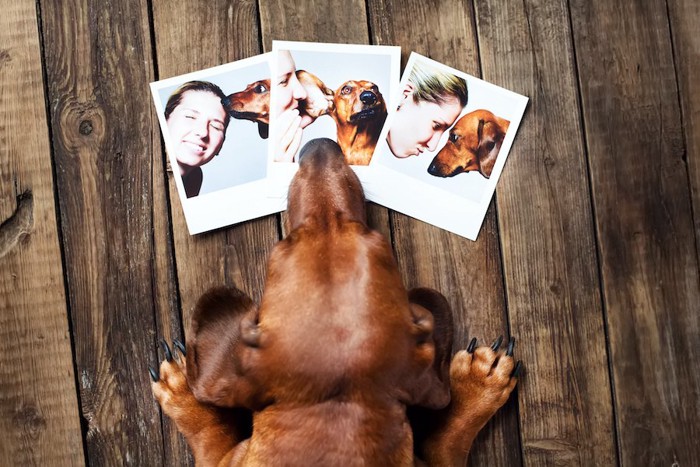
[268, 41, 401, 198]
[150, 53, 283, 234]
[366, 53, 528, 240]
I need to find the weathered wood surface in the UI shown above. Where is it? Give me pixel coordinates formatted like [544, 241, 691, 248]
[570, 0, 700, 464]
[476, 0, 618, 464]
[0, 1, 84, 465]
[1, 0, 699, 465]
[38, 0, 167, 464]
[367, 0, 521, 465]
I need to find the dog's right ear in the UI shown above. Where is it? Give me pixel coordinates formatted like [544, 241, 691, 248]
[258, 122, 269, 139]
[186, 286, 266, 409]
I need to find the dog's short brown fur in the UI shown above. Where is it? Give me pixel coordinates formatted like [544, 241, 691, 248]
[428, 109, 510, 179]
[222, 71, 333, 140]
[330, 80, 387, 166]
[152, 138, 519, 466]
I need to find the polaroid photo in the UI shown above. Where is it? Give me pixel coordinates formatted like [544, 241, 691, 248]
[268, 40, 401, 200]
[150, 53, 284, 234]
[366, 53, 528, 240]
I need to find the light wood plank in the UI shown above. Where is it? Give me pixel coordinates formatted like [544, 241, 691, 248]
[570, 0, 700, 463]
[0, 2, 84, 465]
[39, 0, 169, 463]
[366, 0, 521, 464]
[474, 0, 619, 464]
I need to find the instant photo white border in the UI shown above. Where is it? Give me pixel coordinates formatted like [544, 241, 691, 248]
[366, 53, 528, 240]
[150, 53, 284, 235]
[268, 40, 401, 204]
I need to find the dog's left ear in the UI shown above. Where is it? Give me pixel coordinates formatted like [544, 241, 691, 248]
[404, 287, 454, 409]
[185, 286, 267, 409]
[258, 122, 269, 139]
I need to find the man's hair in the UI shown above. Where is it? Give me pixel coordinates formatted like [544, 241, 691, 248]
[164, 81, 230, 128]
[409, 60, 468, 107]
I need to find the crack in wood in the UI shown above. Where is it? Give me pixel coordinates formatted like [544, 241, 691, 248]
[0, 189, 34, 259]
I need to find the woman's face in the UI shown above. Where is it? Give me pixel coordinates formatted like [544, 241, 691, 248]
[167, 90, 227, 170]
[274, 50, 307, 116]
[387, 86, 463, 158]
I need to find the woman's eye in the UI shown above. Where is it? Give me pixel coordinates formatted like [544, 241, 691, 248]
[210, 122, 224, 131]
[449, 133, 459, 143]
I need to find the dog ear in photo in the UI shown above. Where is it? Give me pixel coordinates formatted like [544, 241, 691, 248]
[331, 80, 388, 166]
[428, 109, 510, 179]
[295, 70, 334, 120]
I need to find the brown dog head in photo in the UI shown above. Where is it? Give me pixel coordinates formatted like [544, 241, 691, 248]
[428, 109, 510, 179]
[222, 79, 271, 139]
[331, 80, 387, 166]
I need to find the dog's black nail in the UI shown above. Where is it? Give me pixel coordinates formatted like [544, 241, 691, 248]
[173, 339, 186, 356]
[160, 340, 172, 361]
[149, 367, 159, 382]
[506, 337, 515, 356]
[467, 337, 477, 354]
[491, 335, 503, 351]
[511, 361, 523, 378]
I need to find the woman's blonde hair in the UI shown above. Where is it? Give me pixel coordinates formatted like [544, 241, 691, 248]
[409, 60, 468, 107]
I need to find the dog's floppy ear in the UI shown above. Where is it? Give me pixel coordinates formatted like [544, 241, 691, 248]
[258, 122, 269, 139]
[404, 287, 454, 409]
[477, 118, 510, 179]
[186, 286, 266, 409]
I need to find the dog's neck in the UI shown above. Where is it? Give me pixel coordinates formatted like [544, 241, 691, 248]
[335, 119, 384, 165]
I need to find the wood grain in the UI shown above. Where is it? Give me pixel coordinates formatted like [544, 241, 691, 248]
[667, 0, 700, 267]
[570, 0, 700, 463]
[366, 1, 521, 465]
[0, 2, 84, 465]
[474, 0, 619, 464]
[151, 1, 279, 464]
[39, 0, 168, 463]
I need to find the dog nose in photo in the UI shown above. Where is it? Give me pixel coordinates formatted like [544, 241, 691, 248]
[360, 90, 377, 105]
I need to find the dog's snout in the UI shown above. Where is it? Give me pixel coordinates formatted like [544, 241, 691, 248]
[221, 95, 231, 108]
[360, 91, 377, 105]
[298, 138, 344, 164]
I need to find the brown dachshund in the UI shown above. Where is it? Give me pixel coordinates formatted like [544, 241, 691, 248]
[331, 80, 387, 166]
[151, 138, 520, 466]
[428, 109, 510, 179]
[222, 71, 333, 140]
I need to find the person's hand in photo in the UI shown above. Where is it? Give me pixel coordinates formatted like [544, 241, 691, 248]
[275, 108, 303, 162]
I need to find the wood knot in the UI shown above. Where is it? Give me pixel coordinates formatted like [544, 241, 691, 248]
[59, 100, 106, 150]
[0, 189, 34, 259]
[79, 119, 94, 135]
[13, 404, 47, 439]
[0, 49, 10, 68]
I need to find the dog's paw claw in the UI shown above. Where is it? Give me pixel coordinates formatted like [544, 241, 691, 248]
[511, 360, 523, 378]
[490, 335, 503, 351]
[160, 340, 173, 361]
[505, 336, 515, 357]
[467, 337, 477, 354]
[173, 339, 186, 357]
[149, 366, 159, 382]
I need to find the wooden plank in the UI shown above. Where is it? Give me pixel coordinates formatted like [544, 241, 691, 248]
[667, 0, 700, 267]
[569, 0, 700, 464]
[474, 0, 619, 464]
[366, 1, 521, 465]
[150, 1, 279, 464]
[0, 2, 84, 465]
[38, 0, 170, 464]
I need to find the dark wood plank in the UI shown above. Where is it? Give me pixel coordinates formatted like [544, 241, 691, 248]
[151, 1, 280, 463]
[39, 0, 168, 463]
[474, 0, 619, 464]
[0, 2, 84, 465]
[366, 1, 521, 465]
[570, 0, 700, 464]
[667, 0, 700, 267]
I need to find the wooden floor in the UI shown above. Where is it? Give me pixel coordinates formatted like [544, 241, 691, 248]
[1, 0, 698, 465]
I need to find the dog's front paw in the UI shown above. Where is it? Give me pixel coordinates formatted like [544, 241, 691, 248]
[150, 340, 213, 435]
[450, 337, 521, 426]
